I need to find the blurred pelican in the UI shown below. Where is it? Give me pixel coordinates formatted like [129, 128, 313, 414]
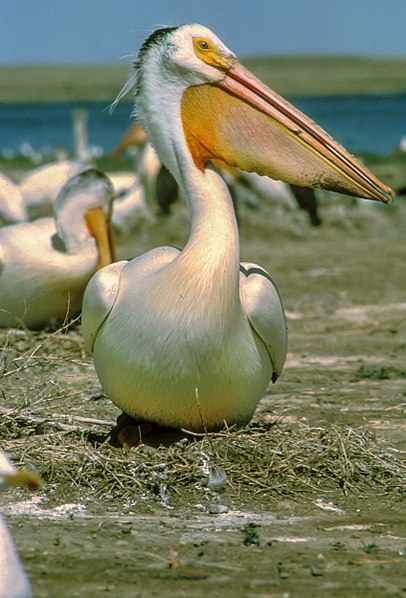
[0, 172, 26, 225]
[19, 160, 89, 220]
[110, 123, 162, 208]
[82, 24, 394, 447]
[0, 449, 42, 598]
[0, 169, 115, 329]
[18, 162, 148, 233]
[107, 172, 149, 235]
[237, 172, 321, 226]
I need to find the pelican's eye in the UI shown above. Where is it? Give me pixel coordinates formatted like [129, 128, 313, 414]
[194, 37, 212, 54]
[197, 39, 210, 51]
[193, 37, 231, 70]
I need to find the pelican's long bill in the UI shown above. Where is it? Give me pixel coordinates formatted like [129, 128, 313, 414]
[181, 60, 394, 205]
[85, 206, 116, 269]
[3, 468, 43, 492]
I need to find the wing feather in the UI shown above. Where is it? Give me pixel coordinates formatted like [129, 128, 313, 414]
[82, 246, 181, 352]
[81, 260, 128, 352]
[240, 262, 287, 382]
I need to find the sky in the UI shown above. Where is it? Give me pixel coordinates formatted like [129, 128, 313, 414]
[1, 0, 405, 64]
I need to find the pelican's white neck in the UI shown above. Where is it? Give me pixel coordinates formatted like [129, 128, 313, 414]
[179, 161, 239, 263]
[137, 72, 240, 278]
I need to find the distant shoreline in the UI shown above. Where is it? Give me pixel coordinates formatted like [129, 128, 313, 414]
[2, 55, 406, 102]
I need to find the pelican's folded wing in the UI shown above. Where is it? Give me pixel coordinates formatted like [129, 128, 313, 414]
[240, 262, 288, 382]
[81, 260, 128, 352]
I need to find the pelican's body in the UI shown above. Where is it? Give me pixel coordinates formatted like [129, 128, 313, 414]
[108, 172, 148, 234]
[0, 172, 26, 225]
[0, 169, 115, 329]
[0, 450, 42, 598]
[85, 205, 284, 431]
[82, 25, 393, 441]
[239, 173, 296, 209]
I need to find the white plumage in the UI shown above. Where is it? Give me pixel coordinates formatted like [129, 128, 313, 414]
[0, 450, 42, 598]
[107, 172, 149, 235]
[19, 160, 89, 220]
[0, 172, 26, 225]
[0, 168, 115, 329]
[82, 24, 393, 446]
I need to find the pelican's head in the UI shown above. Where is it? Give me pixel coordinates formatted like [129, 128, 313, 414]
[129, 24, 394, 205]
[136, 24, 235, 90]
[54, 169, 116, 269]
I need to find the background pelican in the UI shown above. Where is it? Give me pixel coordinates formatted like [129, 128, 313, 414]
[9, 160, 149, 234]
[0, 172, 26, 225]
[19, 160, 89, 220]
[0, 449, 42, 598]
[0, 168, 115, 329]
[110, 125, 162, 211]
[107, 171, 149, 235]
[82, 24, 394, 447]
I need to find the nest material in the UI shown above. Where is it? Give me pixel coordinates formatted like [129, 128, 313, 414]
[1, 416, 404, 510]
[0, 326, 404, 512]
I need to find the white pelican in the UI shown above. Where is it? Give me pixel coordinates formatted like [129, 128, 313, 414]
[0, 169, 115, 329]
[19, 160, 89, 220]
[237, 172, 321, 225]
[0, 172, 26, 225]
[82, 24, 394, 447]
[110, 124, 163, 209]
[0, 449, 42, 598]
[107, 172, 149, 235]
[109, 121, 149, 160]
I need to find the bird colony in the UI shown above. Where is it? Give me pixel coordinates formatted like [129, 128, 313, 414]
[0, 23, 395, 596]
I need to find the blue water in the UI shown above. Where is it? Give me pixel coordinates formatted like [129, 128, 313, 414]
[294, 94, 406, 156]
[1, 94, 405, 158]
[0, 101, 134, 158]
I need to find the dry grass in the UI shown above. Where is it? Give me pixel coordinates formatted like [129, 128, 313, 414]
[1, 326, 404, 513]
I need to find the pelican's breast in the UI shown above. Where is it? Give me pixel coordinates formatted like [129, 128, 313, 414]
[92, 249, 272, 431]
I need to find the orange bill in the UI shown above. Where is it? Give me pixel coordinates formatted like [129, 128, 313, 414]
[85, 206, 116, 269]
[4, 468, 43, 491]
[110, 122, 149, 159]
[181, 60, 394, 204]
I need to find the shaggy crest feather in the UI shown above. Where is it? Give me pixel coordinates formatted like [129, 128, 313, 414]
[109, 69, 138, 114]
[109, 26, 180, 115]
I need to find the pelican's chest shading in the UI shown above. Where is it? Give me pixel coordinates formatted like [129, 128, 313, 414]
[99, 246, 244, 356]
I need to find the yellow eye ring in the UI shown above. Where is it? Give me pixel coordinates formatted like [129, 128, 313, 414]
[193, 37, 231, 70]
[196, 38, 210, 51]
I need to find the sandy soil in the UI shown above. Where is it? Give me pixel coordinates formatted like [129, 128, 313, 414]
[1, 188, 405, 597]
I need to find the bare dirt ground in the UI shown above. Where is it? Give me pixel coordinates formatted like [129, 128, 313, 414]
[1, 182, 405, 597]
